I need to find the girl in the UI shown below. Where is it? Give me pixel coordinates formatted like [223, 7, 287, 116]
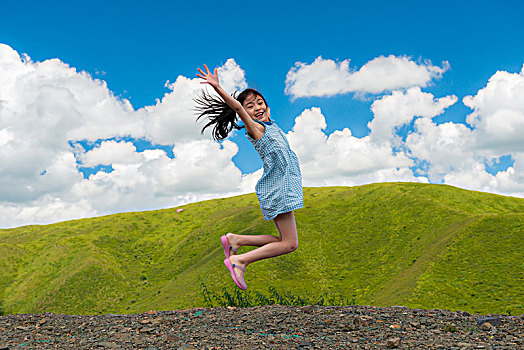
[195, 64, 303, 290]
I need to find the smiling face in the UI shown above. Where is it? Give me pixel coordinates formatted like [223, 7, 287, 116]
[242, 93, 269, 122]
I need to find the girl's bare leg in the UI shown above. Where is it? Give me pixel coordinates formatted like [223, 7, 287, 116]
[225, 232, 281, 252]
[228, 211, 298, 281]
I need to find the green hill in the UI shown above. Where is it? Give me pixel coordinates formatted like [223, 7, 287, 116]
[0, 183, 522, 315]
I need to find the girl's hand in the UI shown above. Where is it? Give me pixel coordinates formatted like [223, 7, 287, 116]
[196, 64, 219, 88]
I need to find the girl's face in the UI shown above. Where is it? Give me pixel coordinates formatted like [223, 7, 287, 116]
[242, 93, 269, 122]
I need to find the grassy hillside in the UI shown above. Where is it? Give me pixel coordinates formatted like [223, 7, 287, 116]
[0, 183, 522, 315]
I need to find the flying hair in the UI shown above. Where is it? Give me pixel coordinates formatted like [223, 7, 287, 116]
[193, 88, 268, 142]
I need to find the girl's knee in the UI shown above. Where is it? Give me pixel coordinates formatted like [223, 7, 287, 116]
[287, 241, 298, 252]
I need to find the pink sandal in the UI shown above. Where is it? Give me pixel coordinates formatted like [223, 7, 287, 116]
[224, 258, 247, 290]
[220, 235, 238, 259]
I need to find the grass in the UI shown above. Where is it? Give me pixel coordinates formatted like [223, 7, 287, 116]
[0, 182, 522, 315]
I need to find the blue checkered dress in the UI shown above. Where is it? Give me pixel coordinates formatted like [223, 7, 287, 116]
[246, 120, 303, 220]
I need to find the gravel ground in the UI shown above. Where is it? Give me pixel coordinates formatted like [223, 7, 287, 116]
[0, 305, 522, 349]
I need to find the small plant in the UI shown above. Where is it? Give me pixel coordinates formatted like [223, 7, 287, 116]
[200, 282, 213, 307]
[443, 323, 458, 333]
[200, 282, 351, 308]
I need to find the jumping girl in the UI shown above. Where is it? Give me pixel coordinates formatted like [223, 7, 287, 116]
[195, 64, 303, 290]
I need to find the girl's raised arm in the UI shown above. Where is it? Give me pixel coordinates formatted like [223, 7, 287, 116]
[196, 64, 263, 139]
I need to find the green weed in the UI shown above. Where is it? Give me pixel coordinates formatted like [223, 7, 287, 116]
[200, 282, 350, 308]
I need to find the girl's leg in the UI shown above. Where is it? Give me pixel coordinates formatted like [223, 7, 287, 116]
[229, 211, 298, 274]
[225, 232, 281, 252]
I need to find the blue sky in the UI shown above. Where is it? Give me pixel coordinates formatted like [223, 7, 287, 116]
[3, 0, 522, 172]
[1, 0, 523, 227]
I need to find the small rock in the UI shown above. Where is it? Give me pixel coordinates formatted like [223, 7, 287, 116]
[300, 305, 314, 313]
[151, 318, 162, 325]
[354, 315, 373, 325]
[115, 333, 131, 340]
[140, 327, 154, 333]
[477, 316, 501, 326]
[342, 324, 354, 331]
[410, 321, 421, 329]
[164, 334, 180, 341]
[177, 345, 198, 350]
[387, 337, 401, 348]
[480, 322, 492, 331]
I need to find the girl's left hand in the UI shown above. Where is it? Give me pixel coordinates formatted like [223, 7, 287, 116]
[196, 64, 219, 88]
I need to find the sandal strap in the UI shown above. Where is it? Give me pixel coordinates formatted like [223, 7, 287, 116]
[230, 245, 238, 253]
[232, 263, 245, 272]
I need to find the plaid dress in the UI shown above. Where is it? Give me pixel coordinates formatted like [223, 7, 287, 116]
[246, 120, 303, 220]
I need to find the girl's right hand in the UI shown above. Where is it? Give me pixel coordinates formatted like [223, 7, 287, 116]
[196, 64, 219, 88]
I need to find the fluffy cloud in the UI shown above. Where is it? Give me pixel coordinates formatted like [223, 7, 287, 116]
[70, 139, 243, 213]
[1, 42, 523, 228]
[285, 55, 449, 99]
[369, 87, 457, 143]
[80, 141, 142, 166]
[286, 107, 422, 186]
[291, 61, 524, 198]
[0, 44, 250, 227]
[217, 58, 248, 94]
[402, 65, 524, 197]
[463, 65, 524, 155]
[440, 152, 524, 197]
[140, 59, 248, 145]
[405, 118, 477, 180]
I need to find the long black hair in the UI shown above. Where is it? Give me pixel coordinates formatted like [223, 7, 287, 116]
[194, 88, 268, 141]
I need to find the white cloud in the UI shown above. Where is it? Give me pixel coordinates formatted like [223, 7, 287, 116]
[442, 153, 524, 198]
[285, 55, 449, 99]
[0, 128, 14, 146]
[369, 87, 457, 144]
[464, 64, 524, 155]
[0, 44, 252, 228]
[286, 107, 422, 186]
[0, 198, 97, 229]
[140, 58, 247, 145]
[217, 58, 248, 94]
[405, 117, 477, 181]
[68, 139, 244, 214]
[285, 66, 524, 199]
[80, 140, 141, 166]
[1, 42, 523, 228]
[402, 65, 524, 197]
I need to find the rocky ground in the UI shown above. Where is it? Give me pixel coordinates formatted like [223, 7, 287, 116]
[0, 305, 522, 349]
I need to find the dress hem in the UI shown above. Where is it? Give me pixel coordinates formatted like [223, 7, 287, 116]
[262, 203, 303, 221]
